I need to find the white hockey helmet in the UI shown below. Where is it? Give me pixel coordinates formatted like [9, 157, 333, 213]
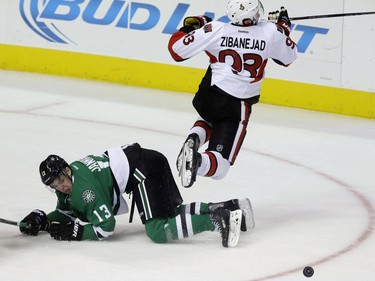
[226, 0, 264, 25]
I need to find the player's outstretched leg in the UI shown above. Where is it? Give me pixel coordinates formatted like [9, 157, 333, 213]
[208, 198, 255, 232]
[179, 133, 201, 187]
[210, 208, 242, 247]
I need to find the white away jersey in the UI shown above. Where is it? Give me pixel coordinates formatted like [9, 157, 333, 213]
[169, 20, 298, 99]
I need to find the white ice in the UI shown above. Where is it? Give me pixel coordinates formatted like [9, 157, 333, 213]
[0, 70, 374, 281]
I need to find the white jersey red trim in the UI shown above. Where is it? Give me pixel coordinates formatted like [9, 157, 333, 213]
[168, 20, 297, 99]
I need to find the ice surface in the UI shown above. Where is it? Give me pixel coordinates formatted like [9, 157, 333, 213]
[0, 70, 374, 281]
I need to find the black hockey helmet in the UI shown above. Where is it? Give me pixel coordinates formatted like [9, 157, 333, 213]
[39, 155, 69, 186]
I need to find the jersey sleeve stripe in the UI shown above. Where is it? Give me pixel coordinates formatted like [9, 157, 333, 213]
[93, 225, 113, 240]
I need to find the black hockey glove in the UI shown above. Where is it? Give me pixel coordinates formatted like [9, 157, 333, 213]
[268, 7, 291, 36]
[179, 15, 212, 33]
[19, 209, 49, 236]
[49, 221, 84, 241]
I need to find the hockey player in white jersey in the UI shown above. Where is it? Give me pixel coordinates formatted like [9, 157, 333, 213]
[168, 0, 298, 187]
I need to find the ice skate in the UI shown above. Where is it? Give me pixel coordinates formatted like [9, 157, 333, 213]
[208, 198, 255, 232]
[210, 208, 242, 247]
[178, 133, 201, 187]
[238, 198, 255, 231]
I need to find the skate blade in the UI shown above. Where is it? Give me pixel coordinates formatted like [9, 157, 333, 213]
[239, 198, 255, 231]
[176, 151, 182, 174]
[180, 142, 193, 187]
[227, 210, 242, 247]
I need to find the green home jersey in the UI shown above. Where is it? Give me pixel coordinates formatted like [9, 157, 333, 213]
[48, 155, 118, 240]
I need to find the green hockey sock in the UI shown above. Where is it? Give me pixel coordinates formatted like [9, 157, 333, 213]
[145, 213, 214, 243]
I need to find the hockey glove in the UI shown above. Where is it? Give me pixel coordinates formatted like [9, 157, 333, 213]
[20, 209, 49, 236]
[183, 16, 212, 29]
[179, 16, 212, 33]
[49, 221, 84, 241]
[268, 7, 291, 36]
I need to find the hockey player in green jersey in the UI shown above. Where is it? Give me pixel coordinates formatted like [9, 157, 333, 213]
[20, 143, 254, 247]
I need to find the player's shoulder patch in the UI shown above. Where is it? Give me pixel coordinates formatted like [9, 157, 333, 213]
[82, 189, 96, 204]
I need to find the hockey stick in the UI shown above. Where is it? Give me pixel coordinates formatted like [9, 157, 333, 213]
[0, 217, 27, 228]
[290, 11, 375, 21]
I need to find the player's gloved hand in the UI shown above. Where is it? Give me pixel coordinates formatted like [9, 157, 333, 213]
[268, 7, 291, 36]
[49, 221, 84, 241]
[179, 15, 213, 34]
[19, 209, 49, 236]
[268, 10, 279, 22]
[183, 16, 212, 29]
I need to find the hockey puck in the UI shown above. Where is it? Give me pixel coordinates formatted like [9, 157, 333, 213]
[303, 266, 314, 277]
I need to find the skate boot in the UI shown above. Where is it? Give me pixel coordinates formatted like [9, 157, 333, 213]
[208, 198, 255, 232]
[178, 133, 201, 188]
[210, 207, 242, 247]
